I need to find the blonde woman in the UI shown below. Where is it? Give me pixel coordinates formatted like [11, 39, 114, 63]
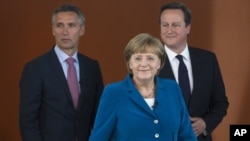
[89, 33, 196, 141]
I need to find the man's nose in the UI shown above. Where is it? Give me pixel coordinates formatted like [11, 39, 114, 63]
[62, 26, 69, 34]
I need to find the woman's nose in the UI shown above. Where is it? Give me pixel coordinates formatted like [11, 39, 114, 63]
[140, 59, 148, 67]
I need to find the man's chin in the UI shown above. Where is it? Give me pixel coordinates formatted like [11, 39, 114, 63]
[58, 44, 74, 50]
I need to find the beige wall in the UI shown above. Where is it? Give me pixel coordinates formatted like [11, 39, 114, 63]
[0, 0, 249, 140]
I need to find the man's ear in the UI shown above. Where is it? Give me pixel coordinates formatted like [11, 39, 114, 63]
[80, 26, 85, 36]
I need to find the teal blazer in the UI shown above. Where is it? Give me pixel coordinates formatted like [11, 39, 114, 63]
[89, 75, 197, 141]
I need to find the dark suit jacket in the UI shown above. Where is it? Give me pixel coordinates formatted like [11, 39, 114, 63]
[158, 46, 229, 141]
[20, 48, 104, 141]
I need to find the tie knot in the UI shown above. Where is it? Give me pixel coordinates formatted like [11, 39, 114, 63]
[176, 55, 184, 62]
[66, 57, 75, 65]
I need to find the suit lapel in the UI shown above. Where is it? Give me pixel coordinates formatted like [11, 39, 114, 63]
[189, 48, 202, 96]
[188, 47, 208, 110]
[49, 49, 76, 110]
[158, 56, 175, 80]
[77, 54, 88, 111]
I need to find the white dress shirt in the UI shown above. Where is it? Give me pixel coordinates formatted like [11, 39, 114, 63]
[164, 44, 193, 92]
[54, 45, 80, 81]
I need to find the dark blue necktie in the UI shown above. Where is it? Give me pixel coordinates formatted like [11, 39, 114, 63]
[176, 55, 191, 105]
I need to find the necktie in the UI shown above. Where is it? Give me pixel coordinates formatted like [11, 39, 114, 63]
[176, 55, 191, 105]
[66, 57, 80, 109]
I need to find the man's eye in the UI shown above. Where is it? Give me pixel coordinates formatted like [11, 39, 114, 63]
[56, 24, 63, 28]
[69, 23, 75, 27]
[173, 24, 180, 27]
[161, 24, 168, 27]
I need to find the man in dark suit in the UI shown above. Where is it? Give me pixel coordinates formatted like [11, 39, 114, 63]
[158, 2, 229, 141]
[19, 4, 104, 141]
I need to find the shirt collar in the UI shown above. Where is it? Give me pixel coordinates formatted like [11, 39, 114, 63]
[164, 44, 190, 61]
[54, 45, 78, 63]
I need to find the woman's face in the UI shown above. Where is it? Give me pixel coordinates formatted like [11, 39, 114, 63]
[129, 52, 161, 82]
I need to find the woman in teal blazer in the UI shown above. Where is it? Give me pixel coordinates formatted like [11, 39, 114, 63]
[89, 33, 197, 141]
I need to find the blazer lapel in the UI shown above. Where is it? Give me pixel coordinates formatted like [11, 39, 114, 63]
[125, 76, 156, 117]
[129, 91, 155, 115]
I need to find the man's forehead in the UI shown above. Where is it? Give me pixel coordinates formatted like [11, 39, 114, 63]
[54, 13, 79, 23]
[55, 12, 78, 19]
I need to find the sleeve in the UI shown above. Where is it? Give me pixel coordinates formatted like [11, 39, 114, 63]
[89, 84, 117, 141]
[90, 61, 104, 127]
[19, 62, 43, 141]
[202, 54, 229, 134]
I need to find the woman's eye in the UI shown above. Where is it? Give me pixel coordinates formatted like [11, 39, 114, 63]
[135, 57, 141, 60]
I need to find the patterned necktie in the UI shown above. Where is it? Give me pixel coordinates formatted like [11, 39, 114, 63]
[66, 57, 80, 109]
[176, 55, 191, 105]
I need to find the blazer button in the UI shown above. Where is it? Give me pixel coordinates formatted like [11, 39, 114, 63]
[154, 119, 159, 124]
[154, 133, 160, 138]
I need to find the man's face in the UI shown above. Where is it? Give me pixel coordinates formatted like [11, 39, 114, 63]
[160, 9, 190, 49]
[52, 11, 84, 51]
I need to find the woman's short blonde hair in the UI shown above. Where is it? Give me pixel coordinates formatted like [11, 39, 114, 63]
[124, 33, 166, 74]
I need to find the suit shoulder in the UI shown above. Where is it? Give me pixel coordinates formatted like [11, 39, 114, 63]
[105, 80, 124, 89]
[24, 50, 53, 66]
[101, 80, 126, 98]
[189, 46, 217, 58]
[77, 52, 99, 63]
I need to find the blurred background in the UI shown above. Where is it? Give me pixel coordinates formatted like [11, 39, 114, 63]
[0, 0, 249, 140]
